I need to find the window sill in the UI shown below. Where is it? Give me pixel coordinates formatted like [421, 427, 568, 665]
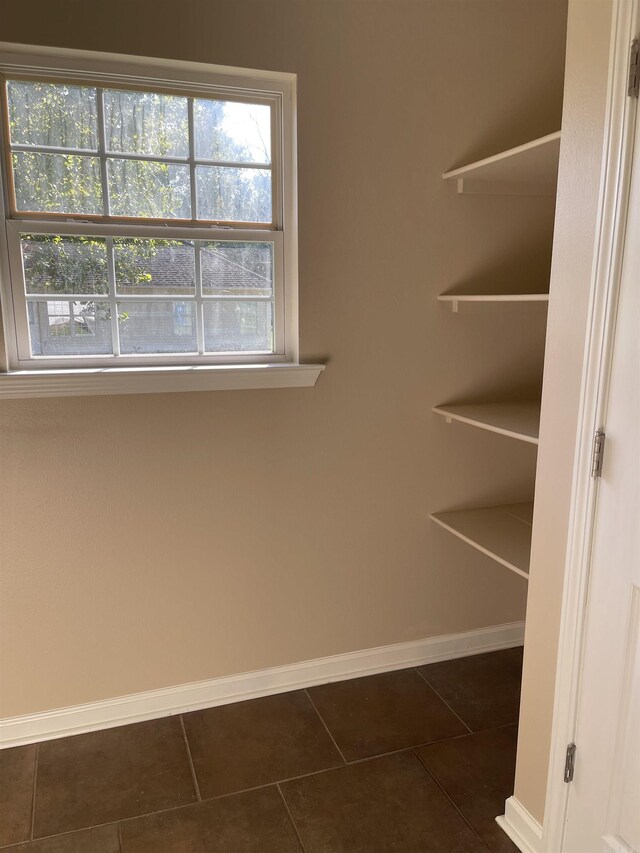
[0, 363, 325, 399]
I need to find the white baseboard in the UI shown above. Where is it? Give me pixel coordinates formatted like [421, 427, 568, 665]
[496, 796, 543, 853]
[0, 620, 524, 749]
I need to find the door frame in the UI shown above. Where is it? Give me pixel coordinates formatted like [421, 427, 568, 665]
[543, 1, 639, 850]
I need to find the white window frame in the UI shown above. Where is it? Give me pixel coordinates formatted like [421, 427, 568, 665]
[0, 43, 324, 397]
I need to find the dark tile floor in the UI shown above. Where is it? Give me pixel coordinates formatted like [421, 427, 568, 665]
[0, 648, 523, 853]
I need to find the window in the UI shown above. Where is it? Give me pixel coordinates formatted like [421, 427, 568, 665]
[0, 46, 322, 396]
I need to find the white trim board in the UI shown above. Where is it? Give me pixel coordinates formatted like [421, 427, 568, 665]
[497, 797, 543, 853]
[0, 621, 524, 749]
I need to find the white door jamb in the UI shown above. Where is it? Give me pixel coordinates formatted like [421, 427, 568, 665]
[542, 2, 639, 850]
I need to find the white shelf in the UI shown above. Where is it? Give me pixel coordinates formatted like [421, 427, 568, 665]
[442, 131, 561, 196]
[438, 292, 549, 312]
[433, 401, 540, 444]
[430, 502, 533, 579]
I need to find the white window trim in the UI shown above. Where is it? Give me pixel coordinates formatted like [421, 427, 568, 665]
[0, 43, 324, 397]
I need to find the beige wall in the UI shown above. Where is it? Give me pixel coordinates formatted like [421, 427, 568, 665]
[515, 0, 614, 825]
[0, 0, 566, 719]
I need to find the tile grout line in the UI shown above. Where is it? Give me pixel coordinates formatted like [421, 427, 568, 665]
[276, 783, 308, 853]
[29, 742, 39, 841]
[0, 821, 120, 851]
[412, 748, 492, 853]
[303, 688, 348, 765]
[414, 667, 473, 734]
[179, 715, 202, 802]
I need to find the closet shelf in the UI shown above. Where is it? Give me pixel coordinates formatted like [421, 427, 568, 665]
[433, 401, 540, 444]
[430, 502, 533, 579]
[442, 131, 561, 196]
[438, 292, 549, 311]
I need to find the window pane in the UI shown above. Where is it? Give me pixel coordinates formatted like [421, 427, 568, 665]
[107, 159, 191, 218]
[7, 80, 98, 149]
[194, 99, 271, 163]
[28, 300, 112, 356]
[201, 242, 273, 296]
[21, 235, 109, 296]
[13, 152, 102, 214]
[118, 301, 197, 354]
[103, 90, 188, 157]
[203, 301, 273, 352]
[196, 166, 271, 222]
[114, 239, 195, 295]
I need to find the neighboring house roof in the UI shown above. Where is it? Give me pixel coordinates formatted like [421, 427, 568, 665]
[123, 244, 271, 292]
[22, 241, 271, 295]
[202, 246, 271, 291]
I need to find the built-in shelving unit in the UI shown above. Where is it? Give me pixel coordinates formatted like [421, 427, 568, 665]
[432, 401, 540, 444]
[432, 130, 560, 579]
[430, 502, 533, 579]
[438, 292, 549, 312]
[442, 131, 561, 196]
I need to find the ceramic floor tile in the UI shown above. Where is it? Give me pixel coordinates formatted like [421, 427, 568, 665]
[0, 744, 36, 847]
[120, 786, 302, 852]
[33, 717, 196, 838]
[307, 669, 467, 761]
[10, 657, 526, 852]
[3, 825, 120, 852]
[418, 648, 523, 731]
[417, 725, 520, 853]
[281, 751, 487, 853]
[182, 690, 343, 798]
